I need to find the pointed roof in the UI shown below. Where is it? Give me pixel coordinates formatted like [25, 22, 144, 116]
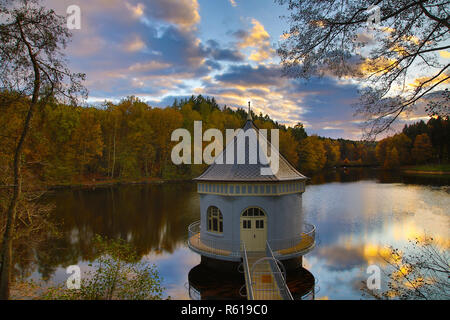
[194, 118, 307, 182]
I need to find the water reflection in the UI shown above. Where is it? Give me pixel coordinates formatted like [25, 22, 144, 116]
[309, 167, 450, 186]
[13, 169, 450, 299]
[187, 263, 315, 300]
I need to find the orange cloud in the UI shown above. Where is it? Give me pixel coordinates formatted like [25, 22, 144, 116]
[409, 73, 450, 89]
[125, 2, 145, 18]
[161, 0, 201, 30]
[439, 51, 450, 59]
[238, 19, 275, 62]
[125, 35, 146, 52]
[358, 57, 398, 76]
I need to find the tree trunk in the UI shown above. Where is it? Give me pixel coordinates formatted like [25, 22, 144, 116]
[111, 127, 116, 179]
[0, 18, 40, 299]
[145, 157, 148, 177]
[0, 101, 37, 299]
[107, 134, 111, 177]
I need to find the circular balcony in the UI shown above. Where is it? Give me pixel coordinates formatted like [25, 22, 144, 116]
[187, 220, 241, 261]
[187, 221, 316, 261]
[268, 223, 316, 259]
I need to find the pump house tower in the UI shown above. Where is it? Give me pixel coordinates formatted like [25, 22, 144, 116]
[188, 104, 316, 275]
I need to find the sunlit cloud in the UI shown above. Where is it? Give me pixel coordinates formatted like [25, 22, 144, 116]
[125, 35, 146, 52]
[145, 0, 201, 31]
[439, 50, 450, 59]
[235, 18, 275, 62]
[408, 73, 450, 88]
[125, 2, 145, 18]
[40, 0, 448, 140]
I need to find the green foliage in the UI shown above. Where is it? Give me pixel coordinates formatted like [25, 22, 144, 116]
[290, 122, 308, 142]
[40, 235, 165, 300]
[403, 117, 450, 163]
[376, 116, 450, 169]
[406, 164, 450, 172]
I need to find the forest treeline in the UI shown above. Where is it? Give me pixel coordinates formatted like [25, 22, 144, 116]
[0, 92, 448, 186]
[376, 117, 450, 169]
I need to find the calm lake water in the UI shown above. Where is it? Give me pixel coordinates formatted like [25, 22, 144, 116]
[20, 168, 450, 299]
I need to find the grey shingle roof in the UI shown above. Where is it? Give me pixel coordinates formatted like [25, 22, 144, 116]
[194, 120, 307, 182]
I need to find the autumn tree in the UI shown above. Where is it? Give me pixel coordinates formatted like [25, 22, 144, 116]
[323, 138, 341, 167]
[277, 0, 449, 138]
[70, 108, 104, 176]
[412, 133, 433, 164]
[390, 133, 412, 165]
[375, 138, 389, 165]
[384, 146, 400, 169]
[298, 135, 326, 173]
[376, 133, 412, 167]
[363, 237, 450, 300]
[0, 0, 86, 299]
[279, 130, 300, 167]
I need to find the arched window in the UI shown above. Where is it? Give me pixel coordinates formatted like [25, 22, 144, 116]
[207, 206, 223, 233]
[241, 207, 265, 217]
[241, 207, 266, 231]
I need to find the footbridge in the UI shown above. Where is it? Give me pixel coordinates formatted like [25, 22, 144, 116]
[240, 241, 293, 300]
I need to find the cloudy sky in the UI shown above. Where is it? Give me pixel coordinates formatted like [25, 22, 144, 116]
[43, 0, 443, 140]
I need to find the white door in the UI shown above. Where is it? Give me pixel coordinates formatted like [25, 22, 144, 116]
[240, 207, 267, 251]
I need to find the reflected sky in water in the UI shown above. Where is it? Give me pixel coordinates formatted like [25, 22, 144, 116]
[303, 180, 449, 299]
[20, 169, 450, 299]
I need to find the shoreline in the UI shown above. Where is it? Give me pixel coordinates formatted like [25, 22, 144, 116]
[401, 169, 450, 175]
[4, 166, 450, 192]
[43, 177, 194, 192]
[400, 164, 450, 175]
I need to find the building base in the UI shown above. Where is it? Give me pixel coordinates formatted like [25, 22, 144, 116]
[201, 254, 304, 272]
[189, 255, 314, 300]
[200, 255, 241, 272]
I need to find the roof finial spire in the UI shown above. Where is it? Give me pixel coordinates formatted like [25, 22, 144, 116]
[247, 101, 252, 121]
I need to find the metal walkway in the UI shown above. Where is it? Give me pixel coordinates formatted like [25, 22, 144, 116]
[240, 241, 293, 300]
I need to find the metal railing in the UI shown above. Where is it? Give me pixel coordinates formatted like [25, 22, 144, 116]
[240, 242, 254, 300]
[188, 221, 316, 261]
[266, 241, 294, 300]
[268, 223, 316, 258]
[187, 220, 240, 260]
[186, 282, 201, 300]
[300, 287, 315, 300]
[242, 242, 294, 300]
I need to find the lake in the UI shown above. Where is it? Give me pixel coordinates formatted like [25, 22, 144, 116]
[18, 168, 450, 299]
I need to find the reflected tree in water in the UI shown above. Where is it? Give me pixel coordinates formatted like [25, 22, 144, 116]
[362, 237, 450, 300]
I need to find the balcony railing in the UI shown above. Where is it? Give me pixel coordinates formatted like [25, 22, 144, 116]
[240, 242, 254, 300]
[187, 220, 316, 260]
[188, 221, 241, 261]
[268, 223, 316, 259]
[265, 241, 294, 300]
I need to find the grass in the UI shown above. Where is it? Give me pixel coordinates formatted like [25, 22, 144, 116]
[402, 164, 450, 173]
